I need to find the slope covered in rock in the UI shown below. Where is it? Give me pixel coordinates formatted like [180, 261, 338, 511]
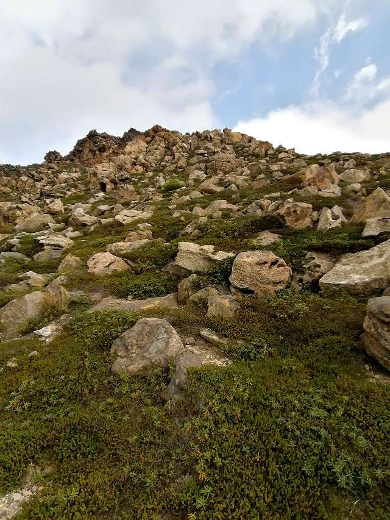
[0, 125, 390, 518]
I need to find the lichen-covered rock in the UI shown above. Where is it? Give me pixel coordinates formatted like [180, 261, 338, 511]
[340, 169, 371, 184]
[15, 212, 54, 232]
[207, 289, 238, 318]
[363, 297, 390, 371]
[229, 250, 291, 294]
[87, 252, 131, 275]
[111, 318, 185, 374]
[317, 205, 347, 231]
[302, 252, 335, 284]
[362, 217, 390, 238]
[320, 240, 390, 296]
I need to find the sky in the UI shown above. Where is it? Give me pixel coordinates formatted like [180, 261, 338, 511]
[0, 0, 389, 165]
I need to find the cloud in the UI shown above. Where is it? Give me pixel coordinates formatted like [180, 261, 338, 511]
[345, 63, 390, 103]
[0, 0, 340, 164]
[234, 100, 390, 154]
[312, 10, 367, 96]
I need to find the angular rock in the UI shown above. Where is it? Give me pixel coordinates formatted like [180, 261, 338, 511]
[15, 213, 54, 232]
[317, 206, 347, 231]
[320, 240, 390, 296]
[362, 297, 390, 371]
[58, 254, 84, 273]
[340, 169, 371, 184]
[87, 252, 131, 275]
[253, 230, 281, 246]
[106, 239, 149, 257]
[92, 294, 178, 312]
[173, 242, 234, 274]
[114, 208, 153, 225]
[200, 328, 227, 346]
[277, 200, 314, 230]
[362, 217, 390, 238]
[111, 318, 185, 374]
[177, 274, 200, 304]
[302, 252, 335, 284]
[352, 188, 390, 223]
[207, 289, 238, 318]
[167, 343, 231, 398]
[230, 250, 291, 295]
[69, 207, 99, 227]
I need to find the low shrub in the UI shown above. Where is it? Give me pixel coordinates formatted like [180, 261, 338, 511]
[105, 271, 179, 299]
[72, 310, 140, 350]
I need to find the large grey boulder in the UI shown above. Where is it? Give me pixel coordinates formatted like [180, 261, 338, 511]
[173, 242, 234, 274]
[230, 250, 291, 295]
[106, 239, 149, 257]
[320, 240, 390, 296]
[362, 297, 390, 371]
[87, 252, 131, 275]
[111, 318, 186, 374]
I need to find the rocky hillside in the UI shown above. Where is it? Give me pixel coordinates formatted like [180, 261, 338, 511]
[0, 125, 390, 518]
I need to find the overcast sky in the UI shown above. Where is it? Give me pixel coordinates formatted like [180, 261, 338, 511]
[0, 0, 389, 165]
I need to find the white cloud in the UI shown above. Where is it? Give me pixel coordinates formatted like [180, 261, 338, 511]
[234, 100, 390, 154]
[0, 0, 341, 164]
[333, 13, 367, 43]
[312, 10, 367, 96]
[345, 63, 390, 103]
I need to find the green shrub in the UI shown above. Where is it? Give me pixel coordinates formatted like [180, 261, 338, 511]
[19, 306, 63, 335]
[162, 179, 185, 192]
[72, 310, 140, 350]
[123, 240, 178, 272]
[105, 271, 179, 299]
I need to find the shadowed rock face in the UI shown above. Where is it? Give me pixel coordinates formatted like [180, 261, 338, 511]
[363, 297, 390, 370]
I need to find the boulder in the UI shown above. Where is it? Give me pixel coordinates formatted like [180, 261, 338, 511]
[302, 252, 335, 284]
[277, 200, 314, 230]
[362, 217, 390, 238]
[352, 188, 390, 223]
[111, 318, 185, 374]
[317, 206, 347, 231]
[340, 169, 371, 184]
[253, 230, 281, 246]
[177, 274, 200, 304]
[320, 240, 390, 296]
[45, 199, 64, 215]
[58, 254, 84, 273]
[106, 239, 149, 257]
[167, 343, 231, 399]
[15, 212, 54, 232]
[229, 250, 291, 295]
[362, 297, 390, 371]
[114, 208, 153, 225]
[92, 294, 178, 312]
[284, 164, 339, 191]
[69, 207, 99, 227]
[87, 252, 131, 275]
[0, 283, 68, 340]
[207, 289, 238, 318]
[173, 242, 234, 274]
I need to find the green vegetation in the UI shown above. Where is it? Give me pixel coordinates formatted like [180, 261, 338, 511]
[162, 178, 186, 192]
[105, 271, 179, 299]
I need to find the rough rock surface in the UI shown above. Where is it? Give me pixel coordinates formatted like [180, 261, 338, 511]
[230, 250, 291, 294]
[111, 318, 186, 374]
[362, 217, 390, 238]
[87, 252, 131, 275]
[173, 242, 234, 274]
[320, 240, 390, 296]
[352, 188, 390, 223]
[363, 297, 390, 371]
[277, 200, 314, 229]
